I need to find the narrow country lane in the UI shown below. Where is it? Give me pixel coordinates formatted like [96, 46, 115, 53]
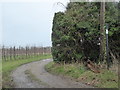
[11, 59, 93, 88]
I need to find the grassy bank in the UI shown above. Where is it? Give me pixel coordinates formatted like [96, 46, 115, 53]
[2, 54, 52, 88]
[45, 62, 118, 88]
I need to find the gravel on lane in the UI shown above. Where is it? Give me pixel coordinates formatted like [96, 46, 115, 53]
[11, 59, 93, 88]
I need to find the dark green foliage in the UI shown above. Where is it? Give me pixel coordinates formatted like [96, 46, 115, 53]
[52, 2, 119, 63]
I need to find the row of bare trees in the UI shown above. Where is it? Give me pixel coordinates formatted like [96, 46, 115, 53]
[1, 46, 51, 61]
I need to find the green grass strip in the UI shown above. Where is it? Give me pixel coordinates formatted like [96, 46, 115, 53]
[45, 61, 118, 88]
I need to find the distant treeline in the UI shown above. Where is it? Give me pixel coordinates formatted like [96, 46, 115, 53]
[1, 46, 51, 61]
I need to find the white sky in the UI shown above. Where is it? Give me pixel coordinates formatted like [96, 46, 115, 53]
[0, 0, 69, 47]
[0, 0, 119, 2]
[0, 0, 69, 3]
[0, 0, 119, 47]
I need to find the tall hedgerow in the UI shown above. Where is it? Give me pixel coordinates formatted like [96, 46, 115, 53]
[52, 2, 119, 64]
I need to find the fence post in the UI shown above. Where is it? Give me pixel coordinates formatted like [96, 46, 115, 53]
[2, 46, 6, 61]
[34, 46, 36, 57]
[18, 46, 21, 59]
[9, 47, 12, 60]
[4, 46, 6, 61]
[26, 46, 28, 58]
[13, 46, 16, 60]
[42, 47, 44, 55]
[28, 46, 30, 58]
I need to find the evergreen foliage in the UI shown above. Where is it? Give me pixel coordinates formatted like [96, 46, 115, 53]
[52, 2, 119, 63]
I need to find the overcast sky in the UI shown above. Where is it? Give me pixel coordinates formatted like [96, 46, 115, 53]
[0, 0, 119, 47]
[0, 0, 69, 47]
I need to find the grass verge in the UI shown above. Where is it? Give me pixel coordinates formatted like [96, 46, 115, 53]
[2, 54, 52, 88]
[45, 61, 118, 88]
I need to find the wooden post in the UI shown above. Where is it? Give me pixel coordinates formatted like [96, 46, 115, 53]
[27, 46, 29, 58]
[43, 47, 44, 55]
[99, 1, 106, 63]
[19, 46, 21, 59]
[10, 47, 12, 60]
[2, 46, 6, 61]
[26, 46, 28, 58]
[13, 46, 16, 60]
[34, 46, 36, 57]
